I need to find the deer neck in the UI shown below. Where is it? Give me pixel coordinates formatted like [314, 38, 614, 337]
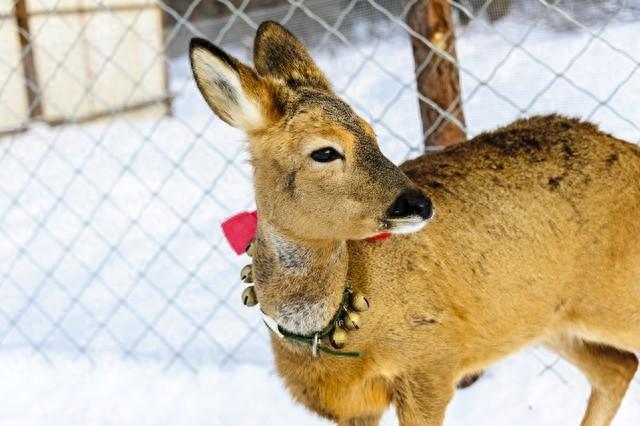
[253, 219, 348, 336]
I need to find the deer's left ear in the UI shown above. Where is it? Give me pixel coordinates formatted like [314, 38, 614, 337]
[190, 38, 286, 131]
[253, 21, 331, 92]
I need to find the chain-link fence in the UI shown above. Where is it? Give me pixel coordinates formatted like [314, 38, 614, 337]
[1, 0, 640, 422]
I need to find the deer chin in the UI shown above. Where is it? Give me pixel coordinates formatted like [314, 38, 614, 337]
[384, 216, 429, 235]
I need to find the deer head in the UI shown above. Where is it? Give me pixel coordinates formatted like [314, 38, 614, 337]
[190, 21, 433, 241]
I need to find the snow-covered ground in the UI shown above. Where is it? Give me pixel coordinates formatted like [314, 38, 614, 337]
[1, 348, 639, 425]
[1, 12, 639, 426]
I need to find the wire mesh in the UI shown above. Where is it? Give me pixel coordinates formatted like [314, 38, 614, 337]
[0, 0, 639, 411]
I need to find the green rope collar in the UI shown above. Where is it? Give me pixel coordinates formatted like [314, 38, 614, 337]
[267, 288, 363, 359]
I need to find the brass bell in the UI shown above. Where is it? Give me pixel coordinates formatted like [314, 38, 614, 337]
[343, 311, 361, 331]
[241, 286, 258, 307]
[330, 327, 347, 349]
[350, 293, 369, 312]
[245, 240, 256, 257]
[240, 264, 253, 283]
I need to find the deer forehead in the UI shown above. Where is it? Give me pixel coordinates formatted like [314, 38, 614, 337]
[284, 90, 377, 143]
[250, 93, 391, 193]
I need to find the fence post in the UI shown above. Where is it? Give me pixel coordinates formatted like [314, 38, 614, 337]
[14, 0, 42, 119]
[407, 0, 466, 148]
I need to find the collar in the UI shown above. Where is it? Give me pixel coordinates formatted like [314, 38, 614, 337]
[261, 287, 362, 359]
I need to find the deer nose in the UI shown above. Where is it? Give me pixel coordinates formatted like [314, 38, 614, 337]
[387, 189, 433, 220]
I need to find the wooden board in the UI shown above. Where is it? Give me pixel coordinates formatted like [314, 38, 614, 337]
[85, 8, 167, 118]
[29, 12, 92, 121]
[26, 0, 154, 14]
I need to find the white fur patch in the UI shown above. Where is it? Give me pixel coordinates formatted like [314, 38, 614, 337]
[266, 227, 312, 275]
[388, 216, 428, 235]
[276, 298, 331, 335]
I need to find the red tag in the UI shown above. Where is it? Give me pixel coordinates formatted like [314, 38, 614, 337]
[221, 211, 258, 255]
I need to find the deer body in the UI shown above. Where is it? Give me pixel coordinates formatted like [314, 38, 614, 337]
[268, 116, 640, 425]
[190, 22, 640, 426]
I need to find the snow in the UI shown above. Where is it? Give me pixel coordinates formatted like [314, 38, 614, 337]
[0, 12, 639, 426]
[0, 349, 638, 425]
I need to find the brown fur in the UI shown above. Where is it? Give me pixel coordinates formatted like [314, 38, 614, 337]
[190, 22, 640, 426]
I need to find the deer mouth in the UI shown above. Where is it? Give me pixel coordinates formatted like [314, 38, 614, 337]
[382, 213, 432, 235]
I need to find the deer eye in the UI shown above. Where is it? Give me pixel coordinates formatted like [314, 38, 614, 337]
[310, 147, 343, 163]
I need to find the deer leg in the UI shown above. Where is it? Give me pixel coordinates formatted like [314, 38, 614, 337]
[544, 334, 638, 426]
[338, 414, 382, 426]
[393, 372, 454, 426]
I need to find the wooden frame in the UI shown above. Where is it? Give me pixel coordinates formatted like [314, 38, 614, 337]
[4, 0, 171, 135]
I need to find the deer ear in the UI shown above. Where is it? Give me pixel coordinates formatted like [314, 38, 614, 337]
[253, 21, 331, 92]
[190, 38, 284, 130]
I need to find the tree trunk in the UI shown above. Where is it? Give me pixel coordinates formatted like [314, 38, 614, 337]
[407, 0, 466, 148]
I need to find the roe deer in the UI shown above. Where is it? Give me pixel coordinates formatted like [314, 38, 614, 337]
[190, 21, 640, 426]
